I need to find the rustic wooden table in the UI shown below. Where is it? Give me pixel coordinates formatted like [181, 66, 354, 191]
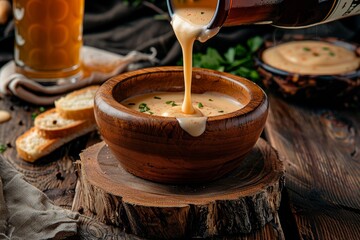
[0, 93, 359, 239]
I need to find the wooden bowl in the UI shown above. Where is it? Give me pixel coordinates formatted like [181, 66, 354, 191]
[94, 67, 268, 184]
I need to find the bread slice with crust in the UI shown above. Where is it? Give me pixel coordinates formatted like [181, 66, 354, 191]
[16, 125, 97, 162]
[34, 108, 94, 138]
[54, 85, 99, 121]
[16, 85, 100, 162]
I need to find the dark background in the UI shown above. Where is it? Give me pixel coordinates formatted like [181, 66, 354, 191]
[1, 0, 360, 68]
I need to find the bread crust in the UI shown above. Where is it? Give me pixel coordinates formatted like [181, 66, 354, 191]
[16, 85, 100, 162]
[16, 127, 58, 162]
[34, 108, 93, 138]
[16, 125, 97, 162]
[55, 85, 99, 120]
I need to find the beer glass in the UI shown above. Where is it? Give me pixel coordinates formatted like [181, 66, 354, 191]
[13, 0, 84, 81]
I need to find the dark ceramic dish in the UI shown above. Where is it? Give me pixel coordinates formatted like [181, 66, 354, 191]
[255, 35, 360, 105]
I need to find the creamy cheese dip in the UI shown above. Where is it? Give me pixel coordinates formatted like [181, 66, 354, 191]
[262, 40, 360, 75]
[129, 5, 224, 136]
[122, 92, 243, 137]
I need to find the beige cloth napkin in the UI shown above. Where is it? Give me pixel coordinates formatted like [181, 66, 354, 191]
[0, 156, 78, 240]
[0, 46, 158, 105]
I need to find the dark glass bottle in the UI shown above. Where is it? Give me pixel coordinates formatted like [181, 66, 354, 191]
[167, 0, 360, 29]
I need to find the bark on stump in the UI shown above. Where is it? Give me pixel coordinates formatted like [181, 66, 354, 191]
[74, 138, 285, 239]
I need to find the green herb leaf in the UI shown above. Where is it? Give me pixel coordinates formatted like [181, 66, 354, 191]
[303, 47, 311, 51]
[234, 44, 248, 57]
[31, 112, 38, 120]
[0, 144, 6, 153]
[197, 48, 225, 69]
[166, 100, 178, 107]
[247, 36, 263, 53]
[139, 103, 150, 113]
[224, 47, 235, 62]
[182, 36, 264, 82]
[198, 102, 204, 108]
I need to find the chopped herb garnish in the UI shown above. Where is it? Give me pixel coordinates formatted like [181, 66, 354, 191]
[154, 96, 161, 100]
[0, 144, 6, 153]
[166, 101, 177, 107]
[139, 103, 150, 113]
[218, 110, 224, 113]
[178, 36, 264, 82]
[31, 112, 38, 120]
[198, 102, 204, 108]
[303, 47, 311, 51]
[31, 107, 46, 120]
[208, 99, 213, 101]
[149, 111, 154, 115]
[329, 52, 335, 56]
[322, 47, 330, 51]
[127, 103, 136, 106]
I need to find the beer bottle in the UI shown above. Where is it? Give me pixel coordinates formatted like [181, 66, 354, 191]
[167, 0, 360, 29]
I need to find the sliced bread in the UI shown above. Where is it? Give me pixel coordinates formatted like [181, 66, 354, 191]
[34, 108, 94, 138]
[55, 85, 99, 120]
[16, 125, 97, 162]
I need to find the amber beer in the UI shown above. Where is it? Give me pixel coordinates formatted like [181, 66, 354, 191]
[167, 0, 360, 28]
[13, 0, 84, 80]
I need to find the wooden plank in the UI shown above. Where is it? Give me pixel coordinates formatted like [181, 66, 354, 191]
[265, 95, 360, 240]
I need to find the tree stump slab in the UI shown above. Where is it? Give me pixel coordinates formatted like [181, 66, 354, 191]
[75, 138, 285, 239]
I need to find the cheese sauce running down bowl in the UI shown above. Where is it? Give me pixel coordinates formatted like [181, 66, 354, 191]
[94, 67, 268, 184]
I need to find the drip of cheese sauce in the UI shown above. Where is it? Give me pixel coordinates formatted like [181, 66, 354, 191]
[262, 40, 360, 75]
[124, 5, 243, 136]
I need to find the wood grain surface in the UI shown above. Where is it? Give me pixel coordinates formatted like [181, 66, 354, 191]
[72, 139, 284, 239]
[265, 96, 360, 240]
[1, 91, 359, 239]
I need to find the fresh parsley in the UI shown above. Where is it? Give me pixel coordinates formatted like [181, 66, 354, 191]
[139, 103, 151, 113]
[180, 36, 264, 82]
[31, 106, 46, 120]
[0, 144, 6, 153]
[166, 101, 177, 107]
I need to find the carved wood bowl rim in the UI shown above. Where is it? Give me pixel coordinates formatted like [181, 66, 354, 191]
[96, 66, 266, 123]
